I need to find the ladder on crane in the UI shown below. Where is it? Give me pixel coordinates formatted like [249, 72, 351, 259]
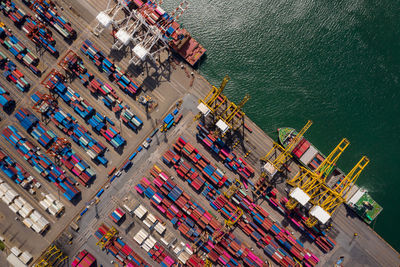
[93, 0, 127, 36]
[216, 94, 250, 136]
[261, 120, 313, 177]
[285, 138, 350, 211]
[304, 156, 369, 227]
[196, 75, 230, 120]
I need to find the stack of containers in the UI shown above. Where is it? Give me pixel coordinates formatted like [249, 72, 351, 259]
[147, 241, 177, 266]
[0, 0, 26, 25]
[94, 223, 151, 266]
[71, 250, 96, 267]
[0, 83, 15, 111]
[16, 108, 96, 185]
[2, 125, 80, 201]
[15, 108, 55, 148]
[138, 166, 264, 267]
[89, 78, 123, 111]
[31, 91, 109, 166]
[39, 193, 64, 217]
[120, 106, 143, 132]
[0, 180, 50, 234]
[292, 138, 310, 158]
[0, 0, 58, 56]
[315, 236, 336, 253]
[279, 197, 335, 253]
[197, 124, 254, 180]
[81, 39, 141, 96]
[110, 207, 125, 224]
[26, 0, 76, 40]
[0, 23, 40, 75]
[186, 255, 205, 267]
[2, 58, 30, 92]
[43, 72, 126, 149]
[0, 148, 30, 185]
[61, 52, 125, 113]
[23, 16, 58, 56]
[173, 136, 228, 188]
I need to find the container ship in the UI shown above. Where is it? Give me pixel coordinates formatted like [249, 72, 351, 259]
[278, 127, 383, 224]
[130, 0, 206, 66]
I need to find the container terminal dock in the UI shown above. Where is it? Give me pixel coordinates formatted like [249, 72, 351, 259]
[0, 0, 398, 266]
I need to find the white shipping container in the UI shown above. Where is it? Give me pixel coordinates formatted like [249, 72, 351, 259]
[0, 183, 11, 192]
[31, 223, 41, 233]
[5, 190, 19, 201]
[134, 205, 147, 219]
[155, 222, 166, 235]
[29, 211, 41, 222]
[87, 149, 97, 159]
[45, 194, 57, 204]
[22, 218, 33, 228]
[178, 251, 189, 264]
[39, 200, 50, 210]
[141, 243, 151, 252]
[0, 191, 4, 198]
[6, 253, 27, 267]
[19, 251, 33, 265]
[11, 247, 22, 257]
[161, 238, 169, 246]
[48, 205, 58, 216]
[22, 203, 33, 213]
[9, 203, 20, 214]
[54, 201, 64, 212]
[37, 216, 49, 226]
[2, 194, 14, 205]
[19, 206, 32, 218]
[143, 219, 152, 229]
[14, 198, 25, 209]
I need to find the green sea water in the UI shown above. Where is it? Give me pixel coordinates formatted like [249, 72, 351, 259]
[164, 0, 400, 251]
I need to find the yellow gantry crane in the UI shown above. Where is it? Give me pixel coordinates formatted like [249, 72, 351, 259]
[224, 179, 243, 199]
[261, 120, 313, 177]
[96, 226, 118, 249]
[196, 75, 230, 119]
[304, 156, 369, 227]
[215, 94, 250, 136]
[35, 245, 68, 267]
[285, 138, 350, 211]
[213, 207, 243, 243]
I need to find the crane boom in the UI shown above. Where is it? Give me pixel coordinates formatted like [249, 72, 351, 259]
[316, 138, 350, 180]
[305, 156, 369, 227]
[261, 120, 313, 172]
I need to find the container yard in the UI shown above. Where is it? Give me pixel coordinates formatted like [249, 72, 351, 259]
[0, 0, 398, 267]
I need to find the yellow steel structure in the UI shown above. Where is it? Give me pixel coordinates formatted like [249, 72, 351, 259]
[304, 156, 369, 227]
[225, 207, 243, 228]
[261, 120, 313, 173]
[96, 226, 118, 249]
[35, 245, 68, 267]
[285, 138, 350, 210]
[224, 179, 243, 199]
[198, 75, 230, 115]
[316, 138, 350, 181]
[216, 94, 250, 135]
[213, 207, 243, 243]
[252, 172, 268, 197]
